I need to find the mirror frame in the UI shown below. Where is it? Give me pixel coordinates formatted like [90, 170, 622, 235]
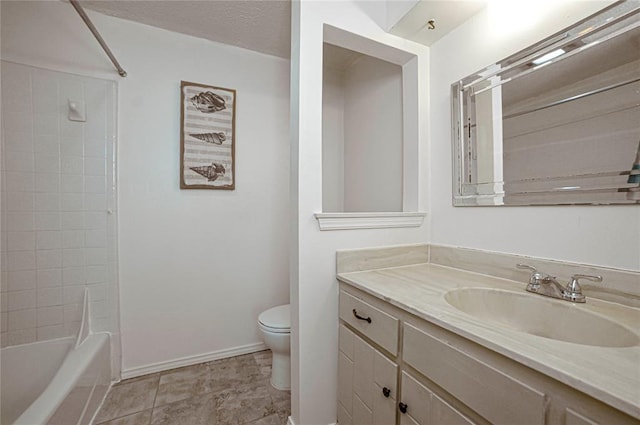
[451, 0, 640, 206]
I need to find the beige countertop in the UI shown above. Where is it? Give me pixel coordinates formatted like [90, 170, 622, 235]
[337, 262, 640, 419]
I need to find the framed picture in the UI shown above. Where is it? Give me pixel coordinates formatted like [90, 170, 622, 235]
[180, 81, 236, 190]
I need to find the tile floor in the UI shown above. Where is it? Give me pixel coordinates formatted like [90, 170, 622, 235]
[93, 350, 290, 425]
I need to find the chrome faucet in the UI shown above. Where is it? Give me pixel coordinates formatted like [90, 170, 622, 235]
[516, 264, 602, 303]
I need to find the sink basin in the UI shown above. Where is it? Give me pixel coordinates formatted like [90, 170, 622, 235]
[444, 288, 640, 348]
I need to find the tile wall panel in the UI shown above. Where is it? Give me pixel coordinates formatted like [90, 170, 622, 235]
[1, 62, 119, 358]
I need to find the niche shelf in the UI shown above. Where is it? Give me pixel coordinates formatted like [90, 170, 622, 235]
[315, 212, 426, 231]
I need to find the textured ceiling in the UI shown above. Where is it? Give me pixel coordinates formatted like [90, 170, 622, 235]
[80, 0, 292, 58]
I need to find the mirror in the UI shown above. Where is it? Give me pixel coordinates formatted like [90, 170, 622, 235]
[451, 1, 640, 206]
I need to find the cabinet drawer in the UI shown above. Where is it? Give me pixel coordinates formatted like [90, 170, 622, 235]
[339, 290, 399, 355]
[432, 394, 477, 425]
[564, 406, 637, 425]
[403, 322, 547, 425]
[566, 409, 599, 425]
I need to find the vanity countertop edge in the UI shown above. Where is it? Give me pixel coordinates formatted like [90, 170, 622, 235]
[337, 262, 640, 420]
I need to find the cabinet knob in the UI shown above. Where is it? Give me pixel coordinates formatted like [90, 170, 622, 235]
[399, 402, 408, 414]
[382, 387, 391, 398]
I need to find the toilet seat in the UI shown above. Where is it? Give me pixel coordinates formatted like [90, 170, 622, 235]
[258, 304, 290, 334]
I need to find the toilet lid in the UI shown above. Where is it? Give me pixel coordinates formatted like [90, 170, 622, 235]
[259, 304, 290, 330]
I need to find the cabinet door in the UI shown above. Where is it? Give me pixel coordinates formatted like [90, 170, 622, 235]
[338, 350, 354, 424]
[401, 413, 421, 425]
[337, 400, 353, 425]
[400, 372, 479, 425]
[371, 337, 397, 425]
[354, 394, 373, 425]
[338, 324, 355, 423]
[338, 324, 397, 424]
[400, 371, 432, 425]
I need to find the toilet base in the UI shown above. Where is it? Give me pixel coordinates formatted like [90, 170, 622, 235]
[270, 351, 290, 390]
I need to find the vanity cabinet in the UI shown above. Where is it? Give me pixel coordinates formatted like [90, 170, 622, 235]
[337, 283, 639, 425]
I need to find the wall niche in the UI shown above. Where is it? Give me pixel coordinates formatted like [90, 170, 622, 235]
[316, 25, 424, 230]
[322, 42, 403, 213]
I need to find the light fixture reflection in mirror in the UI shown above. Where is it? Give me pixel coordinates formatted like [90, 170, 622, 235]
[451, 0, 640, 206]
[531, 48, 565, 65]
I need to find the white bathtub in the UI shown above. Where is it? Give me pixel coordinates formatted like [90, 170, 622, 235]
[1, 333, 111, 425]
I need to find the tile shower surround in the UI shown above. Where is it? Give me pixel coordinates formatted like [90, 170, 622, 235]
[0, 62, 118, 348]
[94, 351, 291, 425]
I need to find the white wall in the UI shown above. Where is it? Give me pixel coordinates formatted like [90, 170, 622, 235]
[343, 55, 403, 212]
[2, 1, 290, 375]
[429, 0, 640, 271]
[290, 1, 429, 423]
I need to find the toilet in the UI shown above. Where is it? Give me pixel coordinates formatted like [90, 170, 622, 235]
[258, 304, 291, 390]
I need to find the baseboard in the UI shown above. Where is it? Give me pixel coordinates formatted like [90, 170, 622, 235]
[121, 342, 267, 379]
[286, 417, 335, 425]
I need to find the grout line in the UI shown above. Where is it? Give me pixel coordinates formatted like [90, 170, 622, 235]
[150, 373, 160, 410]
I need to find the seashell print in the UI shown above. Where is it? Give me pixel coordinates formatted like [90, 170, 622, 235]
[190, 163, 226, 182]
[189, 132, 226, 145]
[190, 91, 226, 113]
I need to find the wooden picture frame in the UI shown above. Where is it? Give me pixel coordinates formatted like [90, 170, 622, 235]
[180, 80, 236, 190]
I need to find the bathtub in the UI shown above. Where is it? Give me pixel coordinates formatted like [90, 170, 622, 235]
[1, 333, 111, 425]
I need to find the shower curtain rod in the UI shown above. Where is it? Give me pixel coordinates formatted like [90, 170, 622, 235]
[503, 77, 639, 120]
[69, 0, 127, 77]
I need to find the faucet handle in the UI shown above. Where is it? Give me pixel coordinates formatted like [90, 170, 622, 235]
[567, 274, 602, 292]
[516, 263, 549, 287]
[516, 263, 537, 273]
[564, 274, 602, 303]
